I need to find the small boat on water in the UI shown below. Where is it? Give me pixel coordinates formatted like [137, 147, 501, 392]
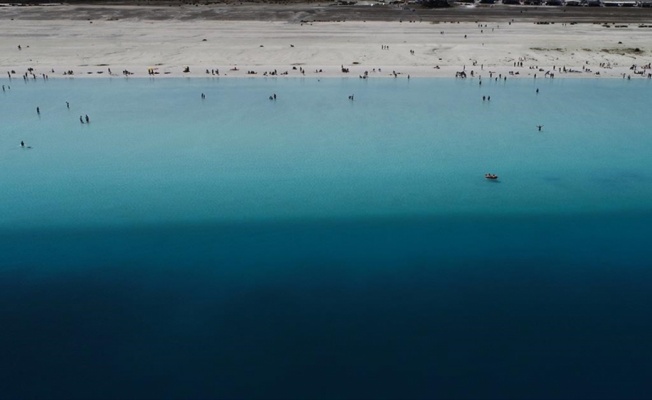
[485, 173, 498, 180]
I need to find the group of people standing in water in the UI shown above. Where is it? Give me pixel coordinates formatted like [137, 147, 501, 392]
[33, 102, 90, 124]
[20, 101, 93, 148]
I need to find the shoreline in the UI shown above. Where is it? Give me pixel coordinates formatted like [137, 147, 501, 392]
[2, 6, 652, 80]
[5, 64, 646, 79]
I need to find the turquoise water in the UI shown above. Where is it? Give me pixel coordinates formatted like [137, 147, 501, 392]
[1, 77, 651, 399]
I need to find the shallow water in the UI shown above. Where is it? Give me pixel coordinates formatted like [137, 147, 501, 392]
[1, 77, 651, 399]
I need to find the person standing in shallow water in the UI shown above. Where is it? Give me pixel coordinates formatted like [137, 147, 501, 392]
[85, 115, 90, 123]
[80, 116, 84, 124]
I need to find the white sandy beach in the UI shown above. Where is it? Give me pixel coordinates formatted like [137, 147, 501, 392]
[1, 5, 651, 79]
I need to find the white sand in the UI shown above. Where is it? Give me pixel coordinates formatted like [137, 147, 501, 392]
[1, 6, 651, 79]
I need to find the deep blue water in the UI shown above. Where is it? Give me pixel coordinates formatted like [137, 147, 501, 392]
[1, 77, 652, 399]
[2, 214, 652, 399]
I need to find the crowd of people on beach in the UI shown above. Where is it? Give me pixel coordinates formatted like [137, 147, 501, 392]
[7, 31, 652, 82]
[7, 57, 652, 83]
